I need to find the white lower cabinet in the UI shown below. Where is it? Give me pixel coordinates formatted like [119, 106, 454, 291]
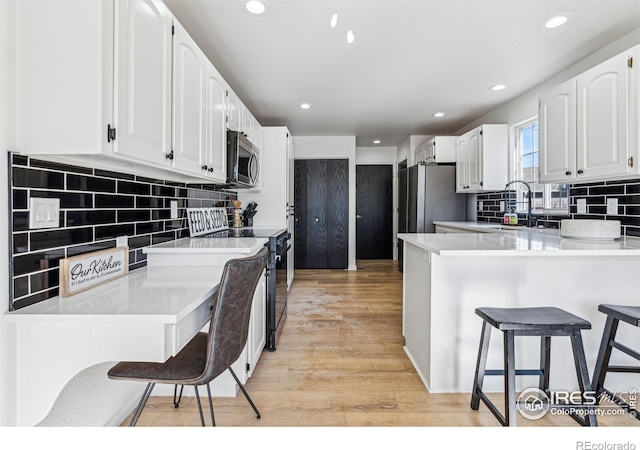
[540, 45, 639, 183]
[247, 271, 267, 378]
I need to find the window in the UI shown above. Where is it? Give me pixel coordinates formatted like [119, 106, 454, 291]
[512, 119, 568, 214]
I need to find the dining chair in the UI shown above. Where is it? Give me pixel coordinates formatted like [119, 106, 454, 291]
[108, 246, 269, 426]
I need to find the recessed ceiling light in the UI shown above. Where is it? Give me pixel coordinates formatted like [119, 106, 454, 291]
[433, 112, 445, 118]
[346, 30, 355, 44]
[490, 84, 506, 91]
[373, 140, 381, 144]
[330, 13, 338, 28]
[245, 0, 268, 15]
[299, 103, 311, 109]
[543, 15, 568, 29]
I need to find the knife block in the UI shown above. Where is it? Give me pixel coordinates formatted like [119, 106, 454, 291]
[244, 217, 253, 227]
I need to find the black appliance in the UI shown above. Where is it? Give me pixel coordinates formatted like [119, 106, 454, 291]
[201, 227, 290, 351]
[227, 130, 259, 188]
[397, 163, 467, 271]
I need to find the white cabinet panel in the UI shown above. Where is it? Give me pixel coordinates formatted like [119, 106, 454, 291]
[171, 21, 206, 175]
[539, 79, 576, 183]
[247, 271, 266, 378]
[203, 61, 228, 183]
[113, 0, 173, 164]
[577, 51, 630, 180]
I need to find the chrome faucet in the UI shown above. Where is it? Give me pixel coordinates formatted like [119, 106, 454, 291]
[504, 180, 534, 228]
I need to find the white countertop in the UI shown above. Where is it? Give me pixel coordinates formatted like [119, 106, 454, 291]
[400, 222, 640, 256]
[3, 266, 223, 323]
[143, 236, 269, 254]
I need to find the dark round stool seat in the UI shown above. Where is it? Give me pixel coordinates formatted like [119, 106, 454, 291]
[471, 306, 596, 427]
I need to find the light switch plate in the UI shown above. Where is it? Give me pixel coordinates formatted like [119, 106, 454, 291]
[577, 198, 587, 214]
[500, 201, 505, 211]
[116, 236, 128, 248]
[170, 200, 178, 219]
[29, 198, 60, 229]
[607, 198, 618, 215]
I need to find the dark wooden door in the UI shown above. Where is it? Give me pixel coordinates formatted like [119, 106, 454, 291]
[294, 159, 349, 269]
[356, 165, 393, 259]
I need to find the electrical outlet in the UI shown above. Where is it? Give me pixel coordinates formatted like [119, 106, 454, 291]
[607, 198, 618, 215]
[500, 201, 505, 211]
[479, 201, 483, 211]
[577, 198, 587, 214]
[116, 236, 128, 248]
[170, 200, 178, 219]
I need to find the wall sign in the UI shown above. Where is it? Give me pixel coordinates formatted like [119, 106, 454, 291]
[187, 207, 229, 237]
[59, 247, 129, 297]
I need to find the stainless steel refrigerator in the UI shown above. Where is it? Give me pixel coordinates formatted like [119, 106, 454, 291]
[398, 163, 467, 271]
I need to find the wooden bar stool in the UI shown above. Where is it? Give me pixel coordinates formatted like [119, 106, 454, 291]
[592, 304, 640, 420]
[470, 306, 597, 426]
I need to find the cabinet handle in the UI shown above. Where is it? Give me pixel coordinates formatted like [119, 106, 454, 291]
[577, 169, 584, 174]
[166, 151, 174, 160]
[208, 168, 214, 172]
[202, 165, 208, 170]
[565, 171, 572, 175]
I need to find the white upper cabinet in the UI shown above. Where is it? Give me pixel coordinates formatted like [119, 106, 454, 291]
[416, 136, 456, 164]
[203, 61, 228, 183]
[171, 20, 206, 175]
[15, 0, 267, 185]
[456, 125, 507, 193]
[540, 46, 639, 183]
[16, 0, 116, 155]
[539, 79, 577, 183]
[113, 0, 173, 164]
[226, 88, 242, 133]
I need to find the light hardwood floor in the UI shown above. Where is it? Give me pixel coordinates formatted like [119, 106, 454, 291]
[123, 260, 638, 427]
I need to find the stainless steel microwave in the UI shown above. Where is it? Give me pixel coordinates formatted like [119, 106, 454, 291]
[227, 130, 259, 187]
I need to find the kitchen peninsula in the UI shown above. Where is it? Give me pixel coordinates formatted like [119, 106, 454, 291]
[398, 227, 640, 395]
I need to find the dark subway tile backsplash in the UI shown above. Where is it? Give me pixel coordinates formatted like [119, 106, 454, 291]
[477, 177, 640, 236]
[9, 155, 236, 311]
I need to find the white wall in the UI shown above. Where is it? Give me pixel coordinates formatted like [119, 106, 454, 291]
[0, 0, 15, 427]
[292, 136, 357, 269]
[356, 147, 399, 260]
[396, 135, 431, 167]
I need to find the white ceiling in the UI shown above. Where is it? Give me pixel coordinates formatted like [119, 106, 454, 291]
[164, 0, 640, 147]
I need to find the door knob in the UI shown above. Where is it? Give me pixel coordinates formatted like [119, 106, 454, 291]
[356, 214, 363, 219]
[315, 218, 319, 222]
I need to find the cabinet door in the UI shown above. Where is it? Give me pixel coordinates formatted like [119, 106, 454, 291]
[203, 61, 227, 183]
[455, 135, 469, 192]
[468, 129, 481, 191]
[113, 0, 173, 163]
[576, 51, 630, 180]
[241, 105, 254, 142]
[226, 88, 242, 132]
[539, 79, 577, 182]
[247, 272, 266, 378]
[172, 21, 206, 174]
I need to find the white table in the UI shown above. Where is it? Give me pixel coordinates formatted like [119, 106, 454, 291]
[3, 266, 223, 426]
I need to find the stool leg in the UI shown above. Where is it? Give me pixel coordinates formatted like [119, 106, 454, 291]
[571, 330, 597, 427]
[539, 336, 551, 394]
[503, 330, 517, 426]
[471, 320, 492, 410]
[592, 315, 618, 401]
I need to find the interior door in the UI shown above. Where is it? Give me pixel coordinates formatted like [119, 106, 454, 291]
[294, 159, 349, 269]
[356, 165, 393, 259]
